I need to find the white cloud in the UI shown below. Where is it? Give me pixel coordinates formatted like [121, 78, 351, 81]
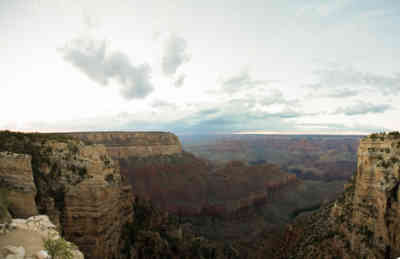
[60, 37, 154, 100]
[162, 35, 190, 76]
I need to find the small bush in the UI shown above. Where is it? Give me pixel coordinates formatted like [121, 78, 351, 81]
[370, 133, 379, 140]
[388, 131, 400, 139]
[43, 234, 76, 259]
[390, 157, 399, 164]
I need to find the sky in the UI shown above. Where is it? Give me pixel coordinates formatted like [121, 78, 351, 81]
[1, 0, 399, 134]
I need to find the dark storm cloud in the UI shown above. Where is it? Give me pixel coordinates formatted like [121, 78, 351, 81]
[307, 67, 400, 95]
[59, 38, 154, 100]
[221, 71, 275, 94]
[162, 35, 190, 76]
[170, 112, 299, 133]
[160, 102, 308, 134]
[333, 101, 392, 116]
[174, 74, 185, 87]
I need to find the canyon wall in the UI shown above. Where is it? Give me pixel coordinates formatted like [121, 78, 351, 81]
[68, 132, 298, 219]
[182, 134, 361, 181]
[0, 132, 134, 259]
[344, 133, 400, 258]
[0, 152, 38, 218]
[67, 132, 182, 159]
[279, 132, 400, 259]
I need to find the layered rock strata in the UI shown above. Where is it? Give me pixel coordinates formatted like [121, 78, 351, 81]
[0, 215, 84, 259]
[0, 152, 38, 218]
[67, 132, 182, 159]
[0, 132, 134, 259]
[279, 132, 400, 259]
[67, 132, 299, 219]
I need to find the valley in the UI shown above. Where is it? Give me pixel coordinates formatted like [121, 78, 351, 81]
[1, 130, 399, 259]
[68, 132, 355, 243]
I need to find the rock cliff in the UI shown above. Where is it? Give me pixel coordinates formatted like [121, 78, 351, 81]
[67, 132, 182, 159]
[0, 215, 84, 259]
[0, 131, 134, 259]
[67, 132, 298, 218]
[277, 132, 400, 259]
[0, 152, 38, 218]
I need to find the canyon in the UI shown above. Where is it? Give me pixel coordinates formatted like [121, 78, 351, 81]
[272, 132, 400, 258]
[1, 130, 400, 259]
[0, 132, 134, 259]
[68, 132, 299, 219]
[182, 134, 361, 181]
[67, 132, 348, 242]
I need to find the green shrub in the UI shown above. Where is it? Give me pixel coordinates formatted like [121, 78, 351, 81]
[388, 131, 400, 138]
[43, 234, 76, 259]
[370, 133, 379, 140]
[390, 157, 399, 164]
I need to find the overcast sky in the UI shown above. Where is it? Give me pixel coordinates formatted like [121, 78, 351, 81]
[1, 0, 399, 134]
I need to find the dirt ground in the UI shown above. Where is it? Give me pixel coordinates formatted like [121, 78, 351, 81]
[0, 229, 45, 257]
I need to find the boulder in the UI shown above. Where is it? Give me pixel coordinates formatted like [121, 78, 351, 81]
[1, 245, 25, 259]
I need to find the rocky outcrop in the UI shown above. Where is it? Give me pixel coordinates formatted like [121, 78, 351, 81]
[0, 131, 134, 259]
[34, 141, 134, 259]
[343, 132, 400, 258]
[278, 132, 400, 259]
[0, 215, 84, 259]
[0, 152, 38, 218]
[67, 132, 182, 159]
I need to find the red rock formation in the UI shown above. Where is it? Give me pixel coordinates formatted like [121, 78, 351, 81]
[69, 132, 299, 219]
[183, 134, 361, 181]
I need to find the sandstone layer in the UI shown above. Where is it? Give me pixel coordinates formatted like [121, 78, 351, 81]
[277, 132, 400, 259]
[0, 131, 134, 259]
[182, 134, 360, 181]
[67, 132, 182, 159]
[67, 132, 298, 219]
[0, 152, 38, 218]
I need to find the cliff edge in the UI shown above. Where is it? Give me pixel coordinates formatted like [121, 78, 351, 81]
[66, 131, 182, 159]
[278, 132, 400, 259]
[0, 131, 134, 259]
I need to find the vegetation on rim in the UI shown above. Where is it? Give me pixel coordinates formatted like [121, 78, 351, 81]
[43, 234, 77, 259]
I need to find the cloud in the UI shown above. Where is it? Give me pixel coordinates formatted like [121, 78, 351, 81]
[157, 96, 310, 134]
[323, 88, 359, 98]
[259, 89, 289, 105]
[307, 66, 400, 95]
[333, 101, 392, 116]
[151, 100, 177, 110]
[221, 71, 274, 94]
[165, 111, 295, 134]
[307, 88, 359, 99]
[162, 35, 190, 76]
[297, 122, 389, 134]
[174, 74, 185, 87]
[59, 37, 154, 100]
